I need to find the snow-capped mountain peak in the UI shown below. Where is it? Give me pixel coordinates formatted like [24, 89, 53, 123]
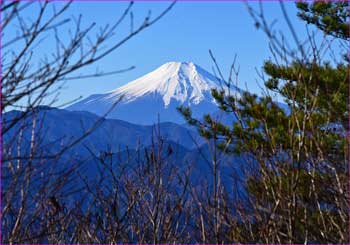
[104, 61, 222, 107]
[67, 61, 237, 124]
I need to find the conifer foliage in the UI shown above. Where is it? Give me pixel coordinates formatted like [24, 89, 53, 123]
[179, 1, 349, 243]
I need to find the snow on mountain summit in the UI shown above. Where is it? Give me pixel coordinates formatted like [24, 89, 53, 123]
[102, 61, 222, 107]
[67, 61, 236, 124]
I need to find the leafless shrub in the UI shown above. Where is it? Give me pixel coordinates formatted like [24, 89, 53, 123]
[1, 1, 175, 243]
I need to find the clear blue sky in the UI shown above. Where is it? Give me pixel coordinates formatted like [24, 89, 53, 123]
[6, 1, 321, 106]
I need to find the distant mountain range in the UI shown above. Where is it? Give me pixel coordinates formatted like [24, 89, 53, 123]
[67, 61, 242, 125]
[2, 61, 290, 207]
[3, 106, 245, 190]
[3, 107, 204, 157]
[2, 61, 254, 193]
[3, 61, 287, 181]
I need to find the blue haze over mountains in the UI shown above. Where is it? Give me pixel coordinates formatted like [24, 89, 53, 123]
[3, 62, 256, 193]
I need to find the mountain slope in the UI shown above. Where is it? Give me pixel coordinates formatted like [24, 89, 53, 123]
[3, 107, 204, 160]
[67, 61, 241, 125]
[3, 107, 246, 190]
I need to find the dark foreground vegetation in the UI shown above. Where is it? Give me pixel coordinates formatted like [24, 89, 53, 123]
[2, 1, 349, 243]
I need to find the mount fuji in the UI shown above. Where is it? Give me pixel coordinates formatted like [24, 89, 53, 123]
[67, 61, 241, 125]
